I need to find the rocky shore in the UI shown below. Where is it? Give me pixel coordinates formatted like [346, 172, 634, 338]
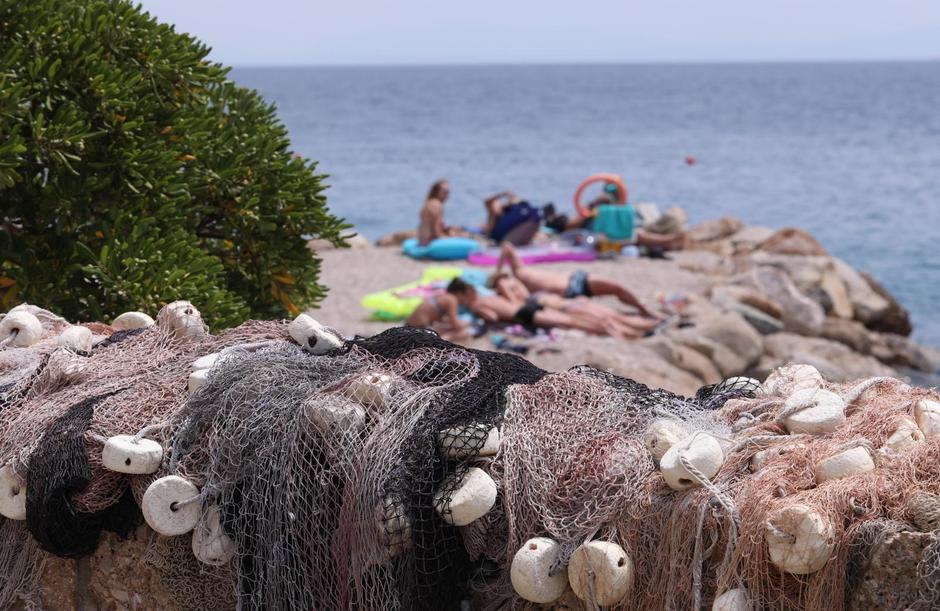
[315, 216, 939, 395]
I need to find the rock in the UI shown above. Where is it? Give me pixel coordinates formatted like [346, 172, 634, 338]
[763, 333, 897, 382]
[860, 271, 913, 336]
[758, 227, 828, 256]
[819, 317, 872, 354]
[698, 312, 764, 367]
[644, 205, 688, 234]
[848, 529, 934, 610]
[688, 238, 735, 257]
[924, 346, 940, 373]
[831, 258, 890, 324]
[868, 332, 931, 371]
[712, 295, 783, 335]
[688, 216, 744, 243]
[728, 225, 774, 254]
[375, 229, 417, 247]
[634, 202, 662, 225]
[747, 253, 852, 319]
[673, 250, 737, 276]
[583, 345, 703, 397]
[644, 337, 722, 384]
[711, 285, 783, 320]
[749, 267, 825, 336]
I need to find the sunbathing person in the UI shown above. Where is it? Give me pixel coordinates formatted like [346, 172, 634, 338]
[445, 278, 621, 338]
[417, 179, 466, 246]
[404, 285, 471, 342]
[496, 243, 664, 320]
[488, 273, 657, 339]
[483, 190, 540, 245]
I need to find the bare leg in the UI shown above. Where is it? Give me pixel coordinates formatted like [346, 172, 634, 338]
[532, 308, 607, 336]
[585, 277, 662, 318]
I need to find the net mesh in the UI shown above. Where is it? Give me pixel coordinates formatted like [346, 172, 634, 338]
[1, 306, 939, 610]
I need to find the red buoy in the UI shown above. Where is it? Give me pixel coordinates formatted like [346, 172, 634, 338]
[685, 156, 696, 166]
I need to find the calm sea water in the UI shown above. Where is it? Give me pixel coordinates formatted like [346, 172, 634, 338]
[232, 63, 940, 347]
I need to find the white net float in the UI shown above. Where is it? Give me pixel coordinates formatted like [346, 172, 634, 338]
[659, 433, 724, 491]
[762, 364, 823, 397]
[882, 416, 924, 452]
[44, 348, 88, 385]
[750, 442, 806, 472]
[289, 314, 343, 354]
[568, 540, 634, 607]
[781, 388, 845, 434]
[305, 397, 366, 435]
[111, 311, 155, 330]
[192, 505, 236, 566]
[191, 352, 220, 371]
[510, 537, 568, 603]
[56, 325, 92, 353]
[158, 301, 207, 340]
[438, 424, 500, 459]
[712, 587, 753, 611]
[142, 475, 201, 536]
[0, 464, 27, 521]
[101, 435, 164, 474]
[914, 399, 940, 438]
[643, 418, 688, 464]
[815, 443, 875, 484]
[433, 466, 497, 526]
[765, 504, 834, 574]
[188, 369, 209, 395]
[342, 372, 393, 409]
[0, 310, 43, 348]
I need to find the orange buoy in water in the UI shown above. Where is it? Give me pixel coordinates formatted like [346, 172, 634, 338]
[573, 173, 628, 219]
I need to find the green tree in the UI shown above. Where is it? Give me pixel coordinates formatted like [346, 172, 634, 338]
[0, 0, 348, 328]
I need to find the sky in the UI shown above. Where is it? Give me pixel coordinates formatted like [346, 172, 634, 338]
[139, 0, 940, 66]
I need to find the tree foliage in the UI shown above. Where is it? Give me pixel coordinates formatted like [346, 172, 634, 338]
[0, 0, 348, 328]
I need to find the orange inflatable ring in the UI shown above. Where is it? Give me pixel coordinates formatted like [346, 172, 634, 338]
[574, 173, 628, 219]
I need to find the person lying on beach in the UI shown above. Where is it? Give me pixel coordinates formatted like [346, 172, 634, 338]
[496, 243, 664, 320]
[417, 179, 466, 246]
[488, 273, 659, 339]
[404, 282, 471, 342]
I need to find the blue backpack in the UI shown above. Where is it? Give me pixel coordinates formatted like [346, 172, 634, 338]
[489, 201, 541, 243]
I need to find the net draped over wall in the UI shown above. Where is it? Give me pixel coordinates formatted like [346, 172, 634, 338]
[1, 302, 938, 610]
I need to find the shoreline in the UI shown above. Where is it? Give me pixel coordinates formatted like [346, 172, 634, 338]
[312, 217, 939, 395]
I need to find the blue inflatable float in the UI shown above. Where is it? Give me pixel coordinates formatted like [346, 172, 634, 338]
[402, 237, 481, 261]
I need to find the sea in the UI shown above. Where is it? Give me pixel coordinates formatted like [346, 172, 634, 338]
[232, 62, 940, 348]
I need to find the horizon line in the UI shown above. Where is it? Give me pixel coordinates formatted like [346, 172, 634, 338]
[228, 56, 940, 70]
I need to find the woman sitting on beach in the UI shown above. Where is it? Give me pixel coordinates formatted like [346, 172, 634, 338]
[418, 179, 466, 246]
[496, 243, 664, 319]
[404, 281, 471, 342]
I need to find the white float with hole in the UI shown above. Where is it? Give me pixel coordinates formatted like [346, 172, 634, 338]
[142, 475, 201, 536]
[112, 311, 155, 331]
[433, 467, 497, 526]
[343, 372, 393, 408]
[0, 465, 27, 521]
[765, 504, 834, 574]
[659, 433, 724, 491]
[782, 388, 845, 434]
[102, 435, 164, 474]
[815, 444, 875, 484]
[159, 301, 206, 340]
[192, 505, 236, 566]
[712, 588, 752, 611]
[0, 310, 43, 347]
[57, 326, 92, 353]
[883, 417, 924, 452]
[438, 424, 500, 459]
[510, 537, 568, 604]
[289, 314, 343, 354]
[750, 442, 805, 472]
[568, 540, 633, 607]
[914, 399, 940, 439]
[763, 364, 823, 397]
[644, 419, 688, 464]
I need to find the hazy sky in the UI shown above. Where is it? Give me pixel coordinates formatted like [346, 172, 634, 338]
[140, 1, 940, 66]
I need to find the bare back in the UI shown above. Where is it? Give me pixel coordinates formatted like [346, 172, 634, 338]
[418, 198, 444, 246]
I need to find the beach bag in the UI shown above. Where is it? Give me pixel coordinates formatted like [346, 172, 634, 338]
[490, 202, 541, 245]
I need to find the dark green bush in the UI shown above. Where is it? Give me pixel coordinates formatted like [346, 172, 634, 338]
[0, 0, 348, 328]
